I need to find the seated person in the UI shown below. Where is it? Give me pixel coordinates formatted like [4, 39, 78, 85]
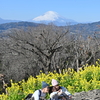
[49, 79, 72, 100]
[25, 81, 49, 100]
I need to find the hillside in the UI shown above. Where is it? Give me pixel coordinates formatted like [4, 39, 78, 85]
[0, 21, 44, 33]
[0, 21, 100, 36]
[69, 21, 100, 36]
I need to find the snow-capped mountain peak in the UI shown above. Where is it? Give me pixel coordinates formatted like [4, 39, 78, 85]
[31, 11, 78, 26]
[32, 11, 59, 21]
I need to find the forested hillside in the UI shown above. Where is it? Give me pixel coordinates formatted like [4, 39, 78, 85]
[69, 21, 100, 36]
[0, 21, 100, 36]
[0, 21, 44, 33]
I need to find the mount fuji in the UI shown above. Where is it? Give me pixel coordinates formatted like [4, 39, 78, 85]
[30, 11, 78, 26]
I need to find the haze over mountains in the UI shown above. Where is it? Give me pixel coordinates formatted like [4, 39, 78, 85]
[0, 18, 20, 24]
[0, 11, 100, 37]
[0, 11, 78, 26]
[0, 11, 98, 26]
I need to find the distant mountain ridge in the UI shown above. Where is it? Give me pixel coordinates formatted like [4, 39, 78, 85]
[69, 21, 100, 36]
[0, 21, 100, 37]
[0, 21, 44, 33]
[0, 18, 20, 24]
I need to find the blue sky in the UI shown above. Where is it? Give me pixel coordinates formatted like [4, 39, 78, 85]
[0, 0, 100, 22]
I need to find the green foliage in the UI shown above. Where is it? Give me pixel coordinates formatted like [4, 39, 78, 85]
[0, 60, 100, 100]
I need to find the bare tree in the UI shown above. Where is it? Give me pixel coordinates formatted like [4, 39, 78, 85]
[1, 24, 100, 82]
[1, 25, 69, 80]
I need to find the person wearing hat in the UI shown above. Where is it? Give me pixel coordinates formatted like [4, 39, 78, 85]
[50, 79, 72, 100]
[32, 81, 49, 100]
[25, 81, 49, 100]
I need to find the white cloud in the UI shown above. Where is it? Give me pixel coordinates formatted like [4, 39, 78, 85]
[32, 11, 59, 21]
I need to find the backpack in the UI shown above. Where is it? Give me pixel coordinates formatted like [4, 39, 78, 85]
[58, 93, 70, 100]
[24, 90, 41, 100]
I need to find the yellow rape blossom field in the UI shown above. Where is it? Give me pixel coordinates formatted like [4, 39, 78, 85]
[0, 60, 100, 100]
